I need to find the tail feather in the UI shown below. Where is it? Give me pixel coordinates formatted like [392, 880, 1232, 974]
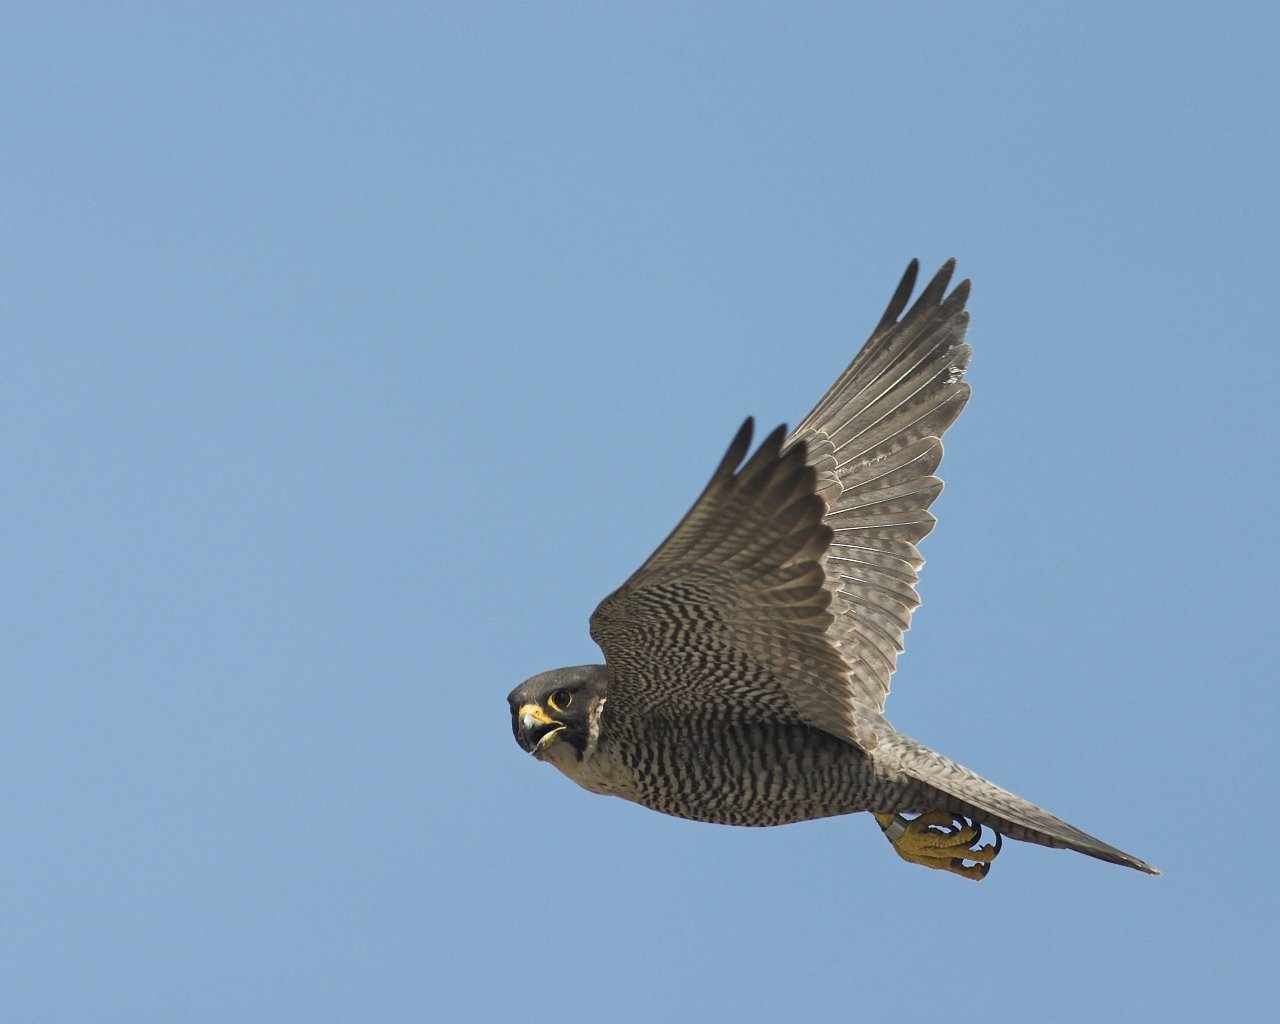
[882, 731, 1160, 874]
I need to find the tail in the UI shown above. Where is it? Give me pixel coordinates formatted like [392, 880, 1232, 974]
[882, 731, 1160, 874]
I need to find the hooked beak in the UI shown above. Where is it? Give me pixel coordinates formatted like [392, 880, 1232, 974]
[513, 703, 564, 755]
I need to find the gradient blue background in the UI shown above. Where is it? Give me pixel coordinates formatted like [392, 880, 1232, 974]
[3, 4, 1276, 1021]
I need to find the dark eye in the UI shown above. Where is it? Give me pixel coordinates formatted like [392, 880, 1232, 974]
[548, 688, 573, 713]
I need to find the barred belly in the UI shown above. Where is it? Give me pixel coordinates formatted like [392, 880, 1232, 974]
[590, 718, 924, 826]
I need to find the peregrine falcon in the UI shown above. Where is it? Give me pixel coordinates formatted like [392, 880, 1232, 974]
[509, 260, 1158, 879]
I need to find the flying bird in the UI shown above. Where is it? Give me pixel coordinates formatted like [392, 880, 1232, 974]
[509, 260, 1158, 879]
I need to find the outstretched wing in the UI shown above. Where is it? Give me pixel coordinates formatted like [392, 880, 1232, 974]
[792, 259, 972, 724]
[589, 420, 874, 750]
[589, 261, 972, 751]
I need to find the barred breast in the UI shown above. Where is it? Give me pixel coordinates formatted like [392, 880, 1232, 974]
[578, 717, 930, 826]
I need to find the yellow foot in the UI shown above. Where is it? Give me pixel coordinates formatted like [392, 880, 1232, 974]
[874, 811, 1003, 881]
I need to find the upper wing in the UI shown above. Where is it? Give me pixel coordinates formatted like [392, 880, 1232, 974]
[791, 259, 972, 723]
[589, 420, 874, 750]
[589, 261, 972, 751]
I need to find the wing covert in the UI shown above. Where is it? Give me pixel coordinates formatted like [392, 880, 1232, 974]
[589, 420, 873, 749]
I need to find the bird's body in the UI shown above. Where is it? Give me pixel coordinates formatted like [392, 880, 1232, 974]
[510, 261, 1158, 879]
[530, 670, 921, 825]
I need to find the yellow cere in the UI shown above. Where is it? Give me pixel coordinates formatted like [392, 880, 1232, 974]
[518, 703, 557, 726]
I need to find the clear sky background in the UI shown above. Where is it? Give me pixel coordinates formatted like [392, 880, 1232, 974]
[3, 4, 1277, 1021]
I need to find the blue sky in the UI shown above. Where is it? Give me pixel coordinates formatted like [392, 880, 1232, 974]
[3, 4, 1277, 1021]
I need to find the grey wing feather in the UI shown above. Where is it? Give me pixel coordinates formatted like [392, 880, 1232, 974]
[589, 421, 873, 750]
[589, 261, 972, 753]
[790, 259, 973, 726]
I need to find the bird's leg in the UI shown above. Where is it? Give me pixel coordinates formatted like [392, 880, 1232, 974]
[874, 811, 1003, 881]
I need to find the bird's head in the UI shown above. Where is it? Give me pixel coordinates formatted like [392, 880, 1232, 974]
[508, 664, 609, 763]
